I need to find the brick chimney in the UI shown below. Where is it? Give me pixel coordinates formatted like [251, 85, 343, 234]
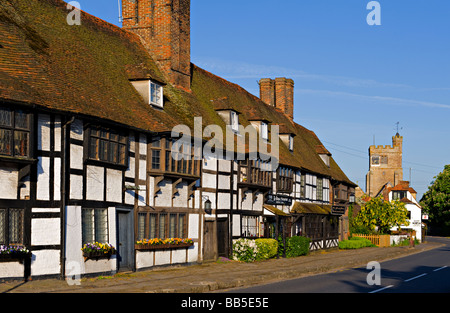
[259, 78, 294, 121]
[122, 0, 191, 92]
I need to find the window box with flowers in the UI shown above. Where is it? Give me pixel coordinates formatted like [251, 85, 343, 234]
[82, 242, 116, 262]
[135, 238, 194, 251]
[0, 245, 31, 263]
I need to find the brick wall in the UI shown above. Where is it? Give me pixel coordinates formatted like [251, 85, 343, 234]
[259, 78, 294, 121]
[122, 0, 191, 91]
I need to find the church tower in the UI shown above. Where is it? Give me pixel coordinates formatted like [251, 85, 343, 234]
[366, 133, 403, 197]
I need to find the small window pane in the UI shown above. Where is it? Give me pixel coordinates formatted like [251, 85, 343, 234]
[152, 150, 161, 170]
[149, 214, 157, 239]
[0, 129, 12, 155]
[9, 209, 23, 244]
[138, 213, 147, 241]
[15, 111, 29, 130]
[159, 214, 166, 238]
[14, 131, 28, 157]
[0, 108, 12, 127]
[95, 209, 108, 243]
[169, 214, 177, 238]
[0, 209, 6, 244]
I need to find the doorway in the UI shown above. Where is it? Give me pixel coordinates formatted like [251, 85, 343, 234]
[117, 210, 134, 272]
[203, 220, 216, 261]
[217, 218, 229, 258]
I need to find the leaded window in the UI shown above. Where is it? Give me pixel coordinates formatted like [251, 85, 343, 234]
[89, 127, 127, 166]
[0, 208, 24, 245]
[82, 208, 109, 245]
[0, 107, 30, 158]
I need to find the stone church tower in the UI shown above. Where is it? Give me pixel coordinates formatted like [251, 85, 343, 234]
[366, 133, 403, 197]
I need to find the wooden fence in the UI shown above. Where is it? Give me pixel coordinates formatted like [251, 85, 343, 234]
[352, 234, 390, 247]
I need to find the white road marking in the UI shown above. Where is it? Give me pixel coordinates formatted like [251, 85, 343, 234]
[433, 266, 448, 272]
[404, 273, 428, 282]
[369, 285, 394, 293]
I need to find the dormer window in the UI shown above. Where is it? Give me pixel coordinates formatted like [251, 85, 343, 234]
[130, 80, 164, 108]
[288, 135, 294, 151]
[230, 110, 239, 133]
[261, 121, 268, 141]
[150, 81, 163, 107]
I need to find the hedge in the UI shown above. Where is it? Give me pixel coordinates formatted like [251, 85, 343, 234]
[255, 239, 278, 261]
[339, 237, 374, 249]
[285, 236, 310, 258]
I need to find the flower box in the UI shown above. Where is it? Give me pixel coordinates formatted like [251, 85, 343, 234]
[81, 242, 116, 262]
[135, 242, 194, 251]
[135, 238, 194, 251]
[0, 245, 31, 263]
[82, 250, 116, 262]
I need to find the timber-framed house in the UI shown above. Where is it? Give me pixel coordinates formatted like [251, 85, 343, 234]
[0, 0, 355, 281]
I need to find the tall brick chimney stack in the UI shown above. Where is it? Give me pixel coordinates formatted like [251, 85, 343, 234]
[122, 0, 191, 92]
[259, 78, 294, 121]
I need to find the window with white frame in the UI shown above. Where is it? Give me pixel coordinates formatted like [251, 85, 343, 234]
[150, 81, 163, 108]
[242, 215, 259, 238]
[230, 111, 239, 133]
[289, 135, 294, 151]
[261, 121, 268, 140]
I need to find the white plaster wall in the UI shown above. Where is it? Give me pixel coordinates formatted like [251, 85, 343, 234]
[188, 213, 199, 240]
[155, 179, 171, 207]
[172, 249, 187, 264]
[69, 174, 83, 200]
[218, 175, 230, 189]
[65, 205, 82, 272]
[86, 166, 104, 201]
[173, 181, 187, 207]
[106, 169, 122, 203]
[136, 251, 154, 268]
[125, 156, 135, 179]
[233, 214, 241, 237]
[0, 166, 18, 199]
[0, 262, 24, 278]
[70, 144, 83, 170]
[31, 250, 60, 277]
[187, 246, 198, 263]
[37, 156, 50, 201]
[37, 114, 50, 151]
[54, 157, 61, 201]
[202, 173, 216, 189]
[31, 217, 60, 246]
[54, 116, 61, 152]
[217, 192, 230, 210]
[154, 251, 171, 266]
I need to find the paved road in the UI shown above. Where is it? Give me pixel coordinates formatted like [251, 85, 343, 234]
[231, 237, 450, 293]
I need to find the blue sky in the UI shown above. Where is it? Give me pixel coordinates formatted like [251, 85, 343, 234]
[78, 0, 449, 199]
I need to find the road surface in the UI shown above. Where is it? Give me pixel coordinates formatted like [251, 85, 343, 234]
[231, 237, 450, 293]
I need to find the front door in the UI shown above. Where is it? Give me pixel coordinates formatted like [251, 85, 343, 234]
[117, 211, 133, 271]
[203, 220, 216, 261]
[217, 218, 229, 258]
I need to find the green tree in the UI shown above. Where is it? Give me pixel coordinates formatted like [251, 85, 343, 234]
[420, 165, 450, 235]
[353, 196, 409, 234]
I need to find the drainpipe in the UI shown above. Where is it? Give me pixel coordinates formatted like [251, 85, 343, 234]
[60, 116, 75, 280]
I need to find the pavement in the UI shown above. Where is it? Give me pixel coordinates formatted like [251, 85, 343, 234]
[0, 240, 443, 293]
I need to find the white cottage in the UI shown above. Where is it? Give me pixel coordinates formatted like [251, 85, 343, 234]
[387, 181, 423, 242]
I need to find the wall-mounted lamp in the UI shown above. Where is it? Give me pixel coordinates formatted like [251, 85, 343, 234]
[204, 199, 212, 215]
